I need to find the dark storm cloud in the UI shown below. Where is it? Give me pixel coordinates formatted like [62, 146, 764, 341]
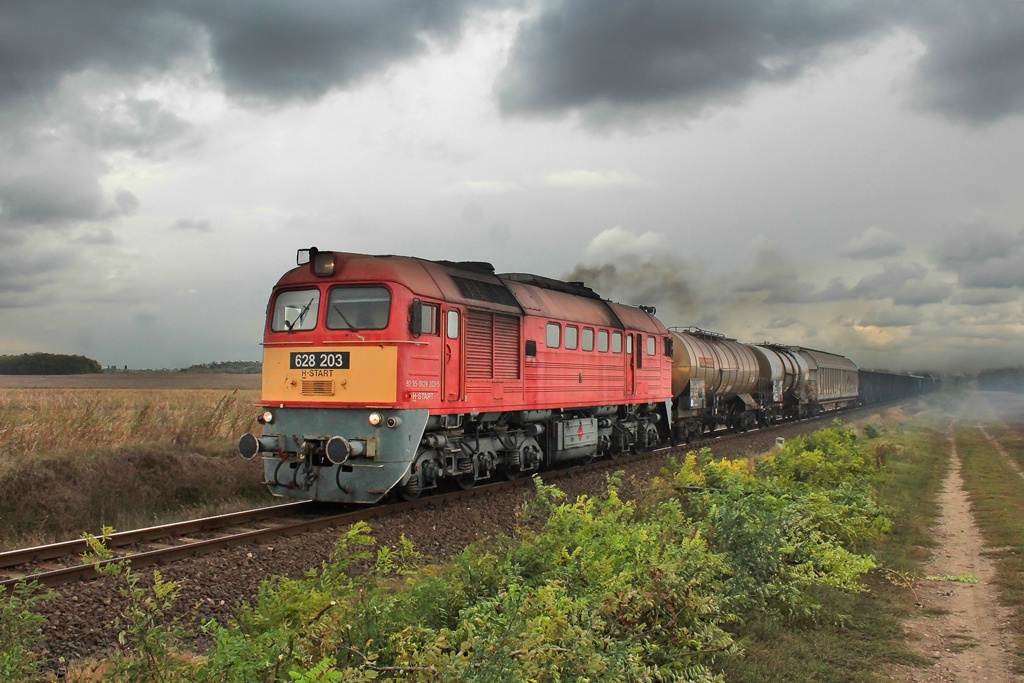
[951, 288, 1021, 306]
[732, 249, 822, 304]
[908, 1, 1024, 124]
[186, 0, 513, 104]
[497, 0, 891, 119]
[839, 227, 906, 260]
[0, 244, 73, 304]
[115, 190, 139, 216]
[0, 140, 109, 225]
[71, 96, 193, 156]
[933, 224, 1024, 288]
[1, 1, 507, 108]
[0, 0, 508, 241]
[72, 227, 117, 246]
[0, 2, 198, 107]
[850, 263, 953, 305]
[496, 0, 1024, 125]
[729, 253, 953, 306]
[933, 224, 1024, 268]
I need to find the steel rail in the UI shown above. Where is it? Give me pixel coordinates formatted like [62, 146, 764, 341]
[0, 502, 312, 580]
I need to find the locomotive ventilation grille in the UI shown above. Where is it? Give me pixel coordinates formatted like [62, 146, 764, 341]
[302, 380, 335, 396]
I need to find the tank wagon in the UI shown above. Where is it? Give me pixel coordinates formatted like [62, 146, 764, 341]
[238, 248, 673, 504]
[239, 248, 931, 504]
[667, 328, 859, 442]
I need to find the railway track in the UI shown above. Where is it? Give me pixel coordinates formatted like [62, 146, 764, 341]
[0, 404, 886, 591]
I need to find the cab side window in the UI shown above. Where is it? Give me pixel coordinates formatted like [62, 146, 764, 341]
[447, 310, 460, 339]
[565, 325, 579, 350]
[415, 303, 439, 335]
[546, 323, 561, 348]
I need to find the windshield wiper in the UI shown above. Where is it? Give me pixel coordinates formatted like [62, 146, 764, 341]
[332, 304, 360, 332]
[286, 297, 315, 332]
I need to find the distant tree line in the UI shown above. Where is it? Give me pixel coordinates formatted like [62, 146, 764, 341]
[977, 368, 1024, 393]
[179, 360, 262, 374]
[0, 353, 103, 375]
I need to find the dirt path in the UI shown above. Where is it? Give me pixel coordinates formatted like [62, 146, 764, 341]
[889, 431, 1022, 682]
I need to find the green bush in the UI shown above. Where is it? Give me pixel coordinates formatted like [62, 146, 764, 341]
[0, 353, 101, 374]
[0, 582, 52, 681]
[36, 423, 891, 681]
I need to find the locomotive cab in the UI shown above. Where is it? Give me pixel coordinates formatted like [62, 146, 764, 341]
[239, 249, 441, 503]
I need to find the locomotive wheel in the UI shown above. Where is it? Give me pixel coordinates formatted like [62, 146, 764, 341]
[397, 465, 422, 501]
[456, 472, 476, 490]
[397, 479, 421, 501]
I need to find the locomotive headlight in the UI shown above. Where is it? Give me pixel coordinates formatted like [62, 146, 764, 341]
[312, 251, 336, 276]
[368, 411, 383, 427]
[260, 410, 275, 425]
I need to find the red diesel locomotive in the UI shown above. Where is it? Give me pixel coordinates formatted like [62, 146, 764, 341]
[238, 248, 674, 503]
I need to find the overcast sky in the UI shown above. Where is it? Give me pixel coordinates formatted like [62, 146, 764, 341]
[2, 0, 1023, 374]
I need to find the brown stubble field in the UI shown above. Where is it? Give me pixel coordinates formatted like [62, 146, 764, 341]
[0, 373, 270, 549]
[0, 372, 260, 390]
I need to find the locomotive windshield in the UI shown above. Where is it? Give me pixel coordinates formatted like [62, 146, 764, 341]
[327, 286, 391, 331]
[271, 289, 321, 332]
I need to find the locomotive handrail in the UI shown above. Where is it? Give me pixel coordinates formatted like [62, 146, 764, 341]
[261, 340, 430, 346]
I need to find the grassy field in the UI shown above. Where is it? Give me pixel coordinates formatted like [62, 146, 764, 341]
[717, 401, 950, 682]
[5, 379, 1023, 679]
[722, 391, 1024, 681]
[953, 398, 1024, 673]
[0, 374, 269, 549]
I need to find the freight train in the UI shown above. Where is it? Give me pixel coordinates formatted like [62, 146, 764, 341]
[238, 248, 935, 504]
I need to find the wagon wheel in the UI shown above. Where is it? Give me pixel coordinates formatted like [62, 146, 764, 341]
[503, 463, 523, 480]
[641, 424, 661, 452]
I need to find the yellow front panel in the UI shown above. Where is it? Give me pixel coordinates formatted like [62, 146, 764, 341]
[262, 346, 398, 405]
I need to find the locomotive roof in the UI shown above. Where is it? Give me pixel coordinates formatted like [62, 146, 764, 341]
[278, 250, 667, 331]
[499, 272, 602, 299]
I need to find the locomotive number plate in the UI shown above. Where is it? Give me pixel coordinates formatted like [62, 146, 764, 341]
[290, 352, 350, 369]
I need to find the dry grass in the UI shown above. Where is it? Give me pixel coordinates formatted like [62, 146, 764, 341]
[0, 388, 260, 455]
[0, 385, 269, 548]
